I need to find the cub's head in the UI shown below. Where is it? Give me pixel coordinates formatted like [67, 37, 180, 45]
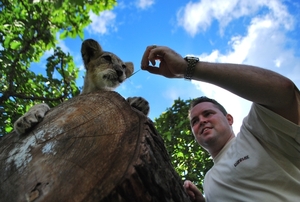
[81, 39, 134, 93]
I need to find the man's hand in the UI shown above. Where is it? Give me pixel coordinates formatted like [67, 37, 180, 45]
[183, 180, 205, 202]
[141, 45, 187, 78]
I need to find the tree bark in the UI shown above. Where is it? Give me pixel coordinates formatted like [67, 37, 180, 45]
[0, 91, 191, 202]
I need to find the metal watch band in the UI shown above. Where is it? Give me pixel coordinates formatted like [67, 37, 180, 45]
[184, 56, 199, 80]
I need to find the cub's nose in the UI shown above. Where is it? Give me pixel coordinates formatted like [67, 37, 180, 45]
[116, 68, 123, 77]
[114, 65, 124, 77]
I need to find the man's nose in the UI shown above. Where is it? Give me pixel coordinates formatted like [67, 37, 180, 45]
[199, 116, 208, 125]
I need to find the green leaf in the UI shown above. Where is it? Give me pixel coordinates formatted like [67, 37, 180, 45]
[4, 37, 11, 48]
[60, 30, 68, 40]
[10, 41, 21, 50]
[5, 125, 13, 133]
[78, 30, 84, 40]
[166, 131, 172, 141]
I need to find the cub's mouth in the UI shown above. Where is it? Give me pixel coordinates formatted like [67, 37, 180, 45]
[102, 73, 125, 83]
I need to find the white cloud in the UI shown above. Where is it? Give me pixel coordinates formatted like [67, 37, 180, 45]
[136, 0, 155, 9]
[176, 0, 293, 37]
[162, 87, 182, 101]
[78, 64, 85, 71]
[87, 11, 117, 35]
[224, 8, 298, 76]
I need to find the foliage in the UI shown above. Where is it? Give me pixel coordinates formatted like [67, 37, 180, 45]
[0, 0, 116, 136]
[154, 98, 213, 192]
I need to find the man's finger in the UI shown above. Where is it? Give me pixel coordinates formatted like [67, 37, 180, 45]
[141, 65, 161, 75]
[141, 45, 157, 69]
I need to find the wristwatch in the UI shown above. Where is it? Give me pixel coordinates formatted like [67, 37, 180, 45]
[184, 56, 199, 80]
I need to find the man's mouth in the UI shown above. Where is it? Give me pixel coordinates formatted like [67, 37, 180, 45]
[201, 127, 211, 135]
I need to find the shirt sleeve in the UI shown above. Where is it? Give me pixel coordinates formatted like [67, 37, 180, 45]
[242, 103, 300, 158]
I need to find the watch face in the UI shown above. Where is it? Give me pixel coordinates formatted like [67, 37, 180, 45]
[185, 56, 199, 61]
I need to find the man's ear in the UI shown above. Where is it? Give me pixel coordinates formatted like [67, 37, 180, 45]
[81, 39, 103, 68]
[226, 114, 234, 126]
[125, 62, 134, 78]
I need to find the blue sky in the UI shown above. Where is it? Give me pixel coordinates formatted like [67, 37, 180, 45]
[41, 0, 299, 134]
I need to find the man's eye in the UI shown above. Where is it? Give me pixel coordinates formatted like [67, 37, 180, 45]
[204, 112, 212, 117]
[191, 119, 198, 126]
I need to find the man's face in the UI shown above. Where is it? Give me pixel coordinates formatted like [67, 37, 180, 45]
[189, 102, 234, 156]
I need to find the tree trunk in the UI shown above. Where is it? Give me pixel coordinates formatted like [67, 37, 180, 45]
[0, 91, 191, 202]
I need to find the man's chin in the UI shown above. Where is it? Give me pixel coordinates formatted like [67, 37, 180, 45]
[200, 134, 216, 146]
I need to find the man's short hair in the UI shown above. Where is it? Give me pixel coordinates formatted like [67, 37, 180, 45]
[189, 96, 228, 116]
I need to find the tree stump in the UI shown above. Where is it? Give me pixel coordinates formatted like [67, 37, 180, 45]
[0, 91, 191, 202]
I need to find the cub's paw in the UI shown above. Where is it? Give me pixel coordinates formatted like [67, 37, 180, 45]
[126, 97, 150, 116]
[14, 103, 50, 135]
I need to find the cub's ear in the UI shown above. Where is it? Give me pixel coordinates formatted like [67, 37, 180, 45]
[125, 62, 134, 78]
[81, 39, 103, 68]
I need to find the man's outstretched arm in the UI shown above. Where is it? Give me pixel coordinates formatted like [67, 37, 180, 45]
[141, 45, 299, 124]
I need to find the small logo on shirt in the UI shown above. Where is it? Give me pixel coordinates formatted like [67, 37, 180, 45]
[234, 155, 249, 167]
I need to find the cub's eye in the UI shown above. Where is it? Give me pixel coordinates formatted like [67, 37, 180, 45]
[102, 55, 112, 62]
[122, 64, 126, 69]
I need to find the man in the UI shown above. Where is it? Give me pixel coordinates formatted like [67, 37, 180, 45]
[141, 45, 300, 201]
